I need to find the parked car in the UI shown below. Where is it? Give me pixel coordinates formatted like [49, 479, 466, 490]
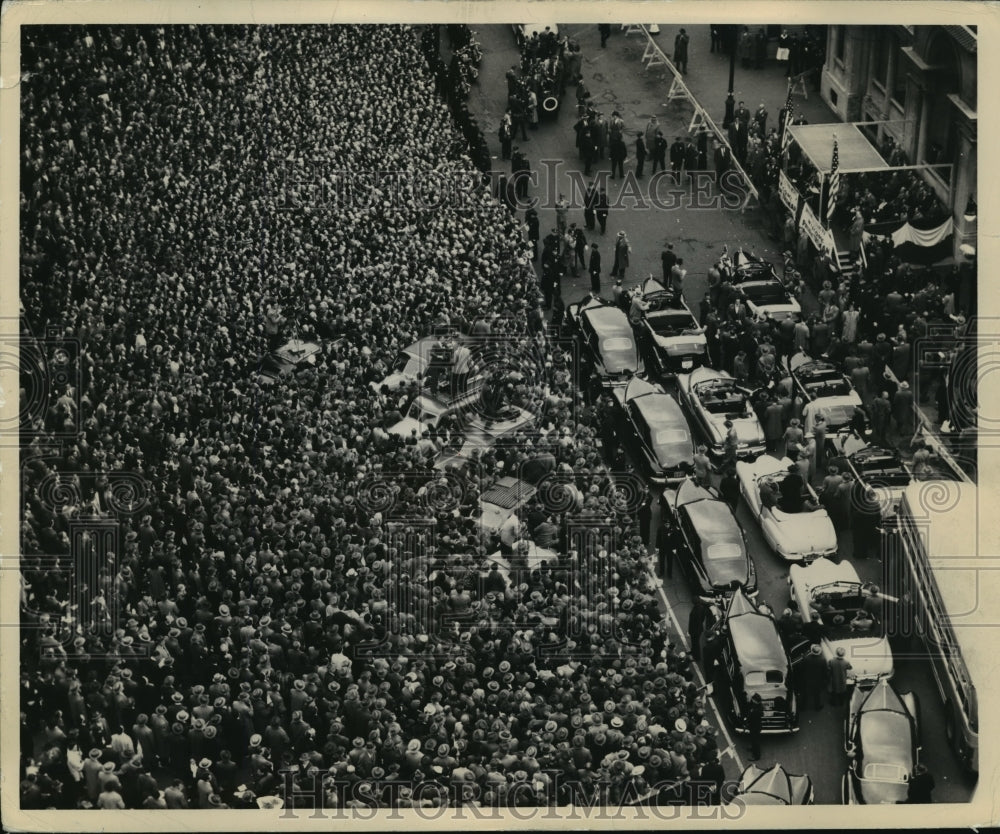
[843, 678, 921, 805]
[733, 279, 801, 323]
[631, 277, 708, 377]
[388, 383, 483, 439]
[704, 588, 799, 735]
[567, 295, 644, 390]
[475, 475, 538, 534]
[827, 431, 962, 517]
[677, 367, 766, 459]
[612, 376, 694, 485]
[788, 557, 894, 685]
[826, 433, 911, 518]
[369, 333, 464, 394]
[736, 454, 837, 562]
[729, 248, 782, 283]
[784, 352, 857, 402]
[662, 478, 756, 600]
[257, 338, 321, 385]
[433, 404, 535, 471]
[729, 763, 814, 806]
[782, 351, 864, 435]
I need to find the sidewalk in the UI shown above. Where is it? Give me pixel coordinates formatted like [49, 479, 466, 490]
[625, 23, 836, 130]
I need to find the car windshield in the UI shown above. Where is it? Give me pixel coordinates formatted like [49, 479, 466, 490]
[706, 542, 743, 560]
[408, 397, 444, 424]
[392, 353, 425, 375]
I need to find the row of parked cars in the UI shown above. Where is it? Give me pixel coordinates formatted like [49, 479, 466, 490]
[563, 256, 926, 804]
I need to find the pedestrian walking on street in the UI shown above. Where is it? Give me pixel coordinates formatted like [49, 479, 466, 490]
[696, 752, 725, 805]
[829, 647, 852, 706]
[599, 24, 611, 48]
[596, 188, 609, 234]
[871, 390, 892, 446]
[907, 764, 935, 803]
[555, 194, 569, 236]
[693, 445, 712, 485]
[688, 598, 709, 661]
[589, 243, 602, 296]
[670, 258, 687, 296]
[634, 132, 647, 178]
[673, 28, 690, 73]
[746, 694, 764, 760]
[652, 130, 668, 174]
[799, 644, 828, 710]
[644, 115, 660, 152]
[609, 132, 627, 179]
[610, 231, 630, 279]
[584, 183, 597, 231]
[851, 485, 882, 560]
[719, 467, 740, 510]
[670, 135, 686, 178]
[574, 224, 588, 275]
[661, 243, 677, 284]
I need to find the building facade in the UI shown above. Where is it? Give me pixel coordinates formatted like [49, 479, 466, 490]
[820, 25, 977, 258]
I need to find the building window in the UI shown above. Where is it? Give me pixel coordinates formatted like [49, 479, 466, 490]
[874, 34, 890, 88]
[834, 25, 846, 63]
[890, 49, 907, 107]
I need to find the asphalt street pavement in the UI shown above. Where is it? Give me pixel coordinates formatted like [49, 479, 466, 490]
[464, 23, 976, 805]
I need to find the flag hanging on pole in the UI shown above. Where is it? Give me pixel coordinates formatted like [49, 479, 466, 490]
[780, 82, 795, 153]
[827, 133, 840, 223]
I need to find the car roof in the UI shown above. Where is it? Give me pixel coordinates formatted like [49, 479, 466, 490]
[585, 303, 633, 336]
[684, 497, 743, 545]
[738, 763, 805, 805]
[726, 592, 787, 674]
[632, 391, 685, 427]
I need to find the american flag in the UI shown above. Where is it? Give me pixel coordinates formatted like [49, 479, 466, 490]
[827, 134, 840, 223]
[780, 82, 794, 153]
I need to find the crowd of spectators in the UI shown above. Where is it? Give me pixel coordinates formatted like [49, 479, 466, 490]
[19, 24, 725, 812]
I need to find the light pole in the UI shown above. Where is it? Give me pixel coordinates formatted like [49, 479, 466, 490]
[723, 27, 736, 128]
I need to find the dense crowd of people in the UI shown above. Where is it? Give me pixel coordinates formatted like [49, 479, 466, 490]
[19, 24, 727, 811]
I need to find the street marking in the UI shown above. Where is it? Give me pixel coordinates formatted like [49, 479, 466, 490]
[644, 553, 746, 774]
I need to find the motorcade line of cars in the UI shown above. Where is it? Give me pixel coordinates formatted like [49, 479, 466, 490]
[559, 258, 934, 798]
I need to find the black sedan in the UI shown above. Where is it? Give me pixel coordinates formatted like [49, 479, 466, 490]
[844, 678, 922, 805]
[703, 588, 798, 735]
[567, 295, 644, 390]
[662, 478, 757, 600]
[612, 376, 694, 486]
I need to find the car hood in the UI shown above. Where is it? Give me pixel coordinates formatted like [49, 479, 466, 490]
[822, 636, 894, 682]
[388, 417, 424, 438]
[372, 371, 413, 392]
